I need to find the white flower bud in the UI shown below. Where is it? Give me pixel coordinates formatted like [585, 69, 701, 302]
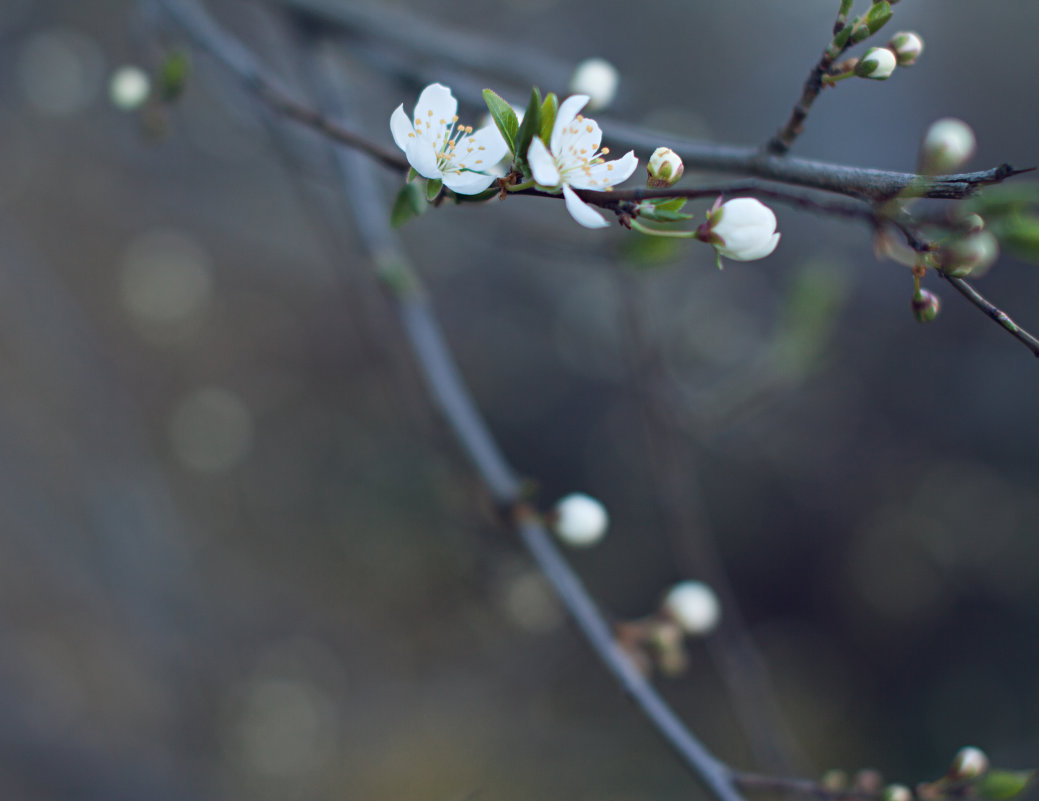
[704, 197, 781, 262]
[647, 147, 684, 187]
[109, 65, 151, 110]
[941, 230, 999, 277]
[569, 58, 619, 111]
[854, 47, 897, 80]
[552, 493, 609, 547]
[888, 31, 924, 66]
[950, 747, 989, 780]
[882, 784, 913, 801]
[662, 581, 721, 635]
[920, 118, 976, 174]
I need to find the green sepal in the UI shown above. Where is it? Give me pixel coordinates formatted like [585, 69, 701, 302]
[406, 167, 419, 183]
[451, 187, 500, 203]
[426, 178, 443, 202]
[975, 770, 1036, 801]
[513, 87, 543, 172]
[831, 24, 853, 50]
[864, 1, 892, 34]
[990, 215, 1039, 262]
[158, 49, 191, 101]
[390, 182, 427, 228]
[539, 93, 558, 145]
[482, 88, 518, 155]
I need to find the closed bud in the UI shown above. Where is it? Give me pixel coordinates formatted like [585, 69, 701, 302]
[940, 231, 999, 277]
[552, 493, 609, 547]
[950, 747, 989, 780]
[882, 784, 913, 801]
[911, 288, 940, 323]
[109, 65, 151, 110]
[920, 118, 976, 174]
[662, 581, 721, 636]
[855, 47, 897, 80]
[888, 31, 924, 65]
[569, 57, 619, 112]
[701, 197, 781, 263]
[647, 147, 684, 187]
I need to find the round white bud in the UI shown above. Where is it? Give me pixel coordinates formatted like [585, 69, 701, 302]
[888, 31, 924, 66]
[854, 47, 897, 80]
[941, 230, 999, 277]
[647, 147, 685, 187]
[882, 784, 913, 801]
[109, 65, 151, 110]
[663, 581, 721, 635]
[569, 58, 619, 111]
[920, 118, 976, 174]
[552, 493, 609, 547]
[951, 747, 989, 780]
[705, 197, 781, 262]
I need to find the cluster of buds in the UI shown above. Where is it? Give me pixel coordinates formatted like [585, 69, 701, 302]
[844, 30, 923, 81]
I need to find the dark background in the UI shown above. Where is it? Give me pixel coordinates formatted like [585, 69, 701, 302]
[1, 1, 1037, 799]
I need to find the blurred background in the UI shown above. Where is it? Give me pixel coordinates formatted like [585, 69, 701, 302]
[2, 1, 1038, 799]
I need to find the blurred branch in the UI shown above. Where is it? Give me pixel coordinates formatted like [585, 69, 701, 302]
[942, 273, 1039, 358]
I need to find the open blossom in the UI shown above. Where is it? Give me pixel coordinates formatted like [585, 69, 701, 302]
[390, 83, 508, 194]
[527, 94, 638, 229]
[701, 197, 781, 262]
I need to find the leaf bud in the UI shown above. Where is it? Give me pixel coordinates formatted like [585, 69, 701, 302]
[552, 493, 609, 547]
[662, 580, 721, 636]
[569, 57, 619, 112]
[854, 47, 897, 80]
[888, 31, 924, 66]
[940, 231, 999, 277]
[911, 288, 940, 323]
[920, 118, 976, 174]
[950, 747, 990, 781]
[647, 147, 684, 188]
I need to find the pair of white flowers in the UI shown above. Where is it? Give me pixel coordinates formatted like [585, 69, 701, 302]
[390, 82, 780, 260]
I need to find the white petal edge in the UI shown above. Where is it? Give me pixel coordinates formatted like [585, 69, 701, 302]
[528, 137, 562, 187]
[563, 184, 609, 229]
[568, 150, 639, 190]
[443, 170, 497, 195]
[390, 104, 414, 152]
[551, 94, 590, 154]
[721, 232, 781, 261]
[414, 83, 457, 129]
[405, 138, 442, 180]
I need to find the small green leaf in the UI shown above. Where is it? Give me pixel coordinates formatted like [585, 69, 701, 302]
[426, 178, 443, 202]
[838, 0, 854, 17]
[991, 215, 1039, 262]
[831, 24, 853, 50]
[864, 1, 892, 34]
[964, 184, 1039, 217]
[407, 167, 419, 183]
[482, 88, 518, 154]
[539, 93, 558, 145]
[653, 197, 688, 213]
[639, 206, 695, 223]
[158, 49, 191, 101]
[513, 87, 543, 172]
[975, 770, 1035, 801]
[390, 182, 427, 228]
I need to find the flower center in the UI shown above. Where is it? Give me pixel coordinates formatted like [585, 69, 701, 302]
[559, 115, 612, 187]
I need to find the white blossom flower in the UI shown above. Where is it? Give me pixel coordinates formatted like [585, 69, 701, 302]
[702, 197, 781, 262]
[552, 493, 609, 547]
[920, 117, 976, 174]
[855, 47, 897, 80]
[663, 581, 721, 636]
[526, 94, 638, 229]
[569, 57, 619, 111]
[390, 83, 509, 194]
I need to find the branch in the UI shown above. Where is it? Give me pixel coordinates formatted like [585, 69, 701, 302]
[942, 273, 1039, 358]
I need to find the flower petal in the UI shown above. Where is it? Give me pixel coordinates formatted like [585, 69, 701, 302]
[721, 232, 781, 261]
[443, 170, 497, 195]
[405, 138, 442, 180]
[568, 150, 639, 190]
[528, 137, 562, 187]
[414, 83, 457, 139]
[390, 103, 415, 152]
[563, 184, 609, 229]
[551, 94, 590, 155]
[453, 125, 509, 170]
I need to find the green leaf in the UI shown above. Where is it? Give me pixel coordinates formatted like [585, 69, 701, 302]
[426, 178, 443, 202]
[975, 770, 1036, 801]
[837, 0, 854, 17]
[653, 197, 688, 213]
[831, 24, 853, 50]
[991, 215, 1039, 261]
[864, 1, 892, 34]
[513, 87, 543, 172]
[964, 184, 1039, 217]
[482, 88, 518, 154]
[158, 49, 191, 101]
[539, 93, 558, 145]
[390, 182, 426, 228]
[639, 206, 694, 223]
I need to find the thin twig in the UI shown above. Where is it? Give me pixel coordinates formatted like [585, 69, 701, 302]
[941, 274, 1039, 358]
[734, 771, 882, 801]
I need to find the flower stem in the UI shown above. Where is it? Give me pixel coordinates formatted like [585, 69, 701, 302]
[630, 219, 696, 239]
